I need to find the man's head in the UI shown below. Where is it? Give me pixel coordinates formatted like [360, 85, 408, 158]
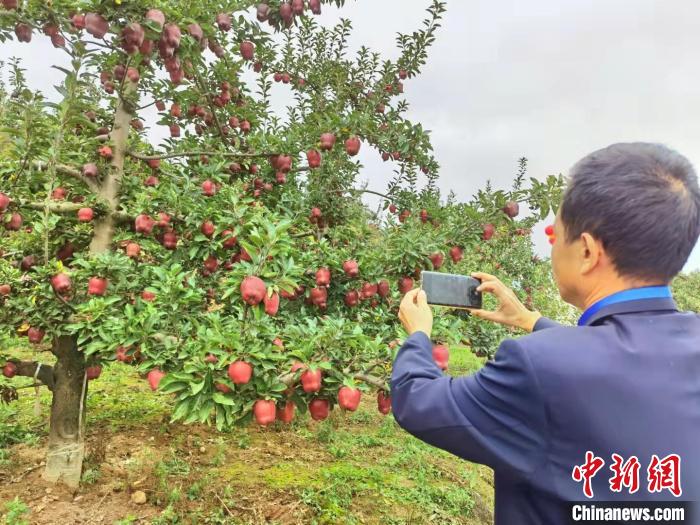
[551, 142, 700, 309]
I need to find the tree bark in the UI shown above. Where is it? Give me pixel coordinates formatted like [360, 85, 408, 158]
[42, 335, 86, 489]
[89, 83, 134, 254]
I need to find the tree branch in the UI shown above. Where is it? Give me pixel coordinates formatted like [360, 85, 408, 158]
[347, 188, 393, 201]
[127, 150, 276, 161]
[8, 361, 55, 391]
[354, 373, 387, 390]
[278, 371, 386, 390]
[33, 161, 100, 193]
[17, 200, 85, 214]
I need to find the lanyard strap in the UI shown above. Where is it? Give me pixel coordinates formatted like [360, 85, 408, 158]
[577, 286, 672, 326]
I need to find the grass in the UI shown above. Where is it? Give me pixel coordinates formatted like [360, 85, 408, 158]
[0, 345, 494, 524]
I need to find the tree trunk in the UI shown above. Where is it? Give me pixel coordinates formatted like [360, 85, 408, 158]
[89, 83, 134, 254]
[42, 335, 87, 489]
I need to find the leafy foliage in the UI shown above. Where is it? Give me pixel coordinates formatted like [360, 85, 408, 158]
[0, 1, 564, 430]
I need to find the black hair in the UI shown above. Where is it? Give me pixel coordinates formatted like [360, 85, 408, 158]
[561, 142, 700, 282]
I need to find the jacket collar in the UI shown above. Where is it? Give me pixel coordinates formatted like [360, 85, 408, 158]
[578, 286, 678, 327]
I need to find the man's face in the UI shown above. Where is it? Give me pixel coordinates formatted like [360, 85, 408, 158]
[551, 208, 582, 306]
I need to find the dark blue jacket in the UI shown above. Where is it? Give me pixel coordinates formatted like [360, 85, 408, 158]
[391, 292, 700, 524]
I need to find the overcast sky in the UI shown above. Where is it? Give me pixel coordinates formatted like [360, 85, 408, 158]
[3, 0, 699, 272]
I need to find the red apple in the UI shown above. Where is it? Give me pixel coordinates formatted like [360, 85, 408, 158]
[319, 133, 336, 151]
[291, 0, 304, 15]
[429, 252, 444, 270]
[482, 223, 495, 241]
[0, 284, 10, 296]
[215, 382, 231, 393]
[240, 41, 255, 61]
[338, 386, 361, 411]
[82, 163, 98, 178]
[141, 290, 156, 302]
[20, 255, 35, 271]
[84, 13, 108, 38]
[240, 276, 266, 305]
[0, 192, 9, 211]
[279, 3, 294, 25]
[449, 246, 463, 263]
[201, 220, 216, 238]
[52, 187, 67, 200]
[360, 282, 378, 300]
[377, 280, 390, 298]
[309, 287, 327, 308]
[126, 242, 140, 258]
[147, 369, 166, 391]
[71, 13, 86, 29]
[86, 365, 102, 380]
[301, 368, 322, 393]
[253, 399, 276, 426]
[344, 290, 359, 307]
[227, 361, 252, 385]
[200, 179, 217, 197]
[162, 23, 181, 48]
[88, 277, 108, 296]
[203, 255, 218, 273]
[2, 362, 17, 378]
[77, 207, 94, 222]
[14, 22, 32, 42]
[27, 327, 45, 344]
[4, 212, 22, 230]
[432, 344, 449, 370]
[216, 12, 232, 31]
[309, 0, 321, 15]
[315, 267, 331, 287]
[51, 273, 71, 294]
[145, 9, 166, 28]
[342, 260, 359, 278]
[309, 398, 329, 421]
[306, 149, 321, 169]
[222, 230, 237, 249]
[344, 136, 361, 156]
[398, 276, 413, 295]
[135, 214, 155, 234]
[276, 401, 295, 423]
[264, 292, 280, 316]
[377, 391, 392, 415]
[503, 201, 519, 218]
[257, 3, 270, 21]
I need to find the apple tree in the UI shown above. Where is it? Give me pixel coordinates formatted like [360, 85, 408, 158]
[0, 0, 563, 489]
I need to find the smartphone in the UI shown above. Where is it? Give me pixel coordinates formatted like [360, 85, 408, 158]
[420, 271, 482, 309]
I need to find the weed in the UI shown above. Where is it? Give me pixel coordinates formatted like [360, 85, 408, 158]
[2, 497, 29, 525]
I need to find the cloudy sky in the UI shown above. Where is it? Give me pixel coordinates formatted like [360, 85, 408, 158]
[3, 0, 699, 271]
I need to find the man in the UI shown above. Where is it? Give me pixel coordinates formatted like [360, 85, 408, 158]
[391, 143, 700, 524]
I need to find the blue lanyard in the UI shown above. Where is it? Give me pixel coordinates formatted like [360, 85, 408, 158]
[577, 285, 672, 326]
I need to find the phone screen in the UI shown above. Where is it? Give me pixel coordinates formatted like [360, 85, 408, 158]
[421, 271, 482, 309]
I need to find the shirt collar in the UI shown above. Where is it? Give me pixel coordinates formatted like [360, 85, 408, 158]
[578, 285, 678, 327]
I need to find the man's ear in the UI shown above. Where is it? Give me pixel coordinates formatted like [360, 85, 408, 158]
[579, 232, 603, 275]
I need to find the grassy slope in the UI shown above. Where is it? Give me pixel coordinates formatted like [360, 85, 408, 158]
[0, 345, 494, 525]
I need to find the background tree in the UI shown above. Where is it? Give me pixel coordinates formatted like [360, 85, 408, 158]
[0, 0, 563, 488]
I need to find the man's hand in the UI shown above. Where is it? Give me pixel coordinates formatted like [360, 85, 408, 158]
[399, 289, 433, 338]
[469, 272, 543, 332]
